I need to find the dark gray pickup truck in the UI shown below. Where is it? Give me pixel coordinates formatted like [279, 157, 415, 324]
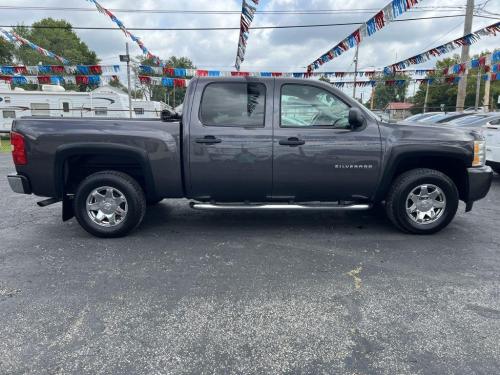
[7, 77, 493, 237]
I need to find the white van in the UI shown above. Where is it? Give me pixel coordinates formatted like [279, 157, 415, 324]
[484, 118, 500, 174]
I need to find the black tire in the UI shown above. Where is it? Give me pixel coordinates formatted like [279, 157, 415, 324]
[385, 168, 459, 234]
[74, 171, 146, 238]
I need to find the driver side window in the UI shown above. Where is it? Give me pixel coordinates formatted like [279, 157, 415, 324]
[281, 84, 350, 129]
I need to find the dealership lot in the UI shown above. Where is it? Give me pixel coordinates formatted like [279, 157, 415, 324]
[0, 152, 499, 374]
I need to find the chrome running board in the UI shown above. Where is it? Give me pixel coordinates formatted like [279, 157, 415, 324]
[190, 202, 372, 211]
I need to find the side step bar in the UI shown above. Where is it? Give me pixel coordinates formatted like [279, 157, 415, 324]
[190, 202, 372, 211]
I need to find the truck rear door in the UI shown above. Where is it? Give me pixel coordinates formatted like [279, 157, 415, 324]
[272, 80, 382, 202]
[187, 78, 274, 201]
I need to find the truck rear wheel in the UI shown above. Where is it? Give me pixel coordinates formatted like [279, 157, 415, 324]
[385, 168, 459, 234]
[74, 171, 146, 238]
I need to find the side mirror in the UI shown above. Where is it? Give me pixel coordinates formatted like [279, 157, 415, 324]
[348, 107, 365, 129]
[161, 110, 181, 122]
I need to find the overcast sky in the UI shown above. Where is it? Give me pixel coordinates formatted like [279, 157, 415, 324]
[1, 0, 499, 99]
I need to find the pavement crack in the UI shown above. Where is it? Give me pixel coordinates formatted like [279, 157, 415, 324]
[347, 266, 363, 290]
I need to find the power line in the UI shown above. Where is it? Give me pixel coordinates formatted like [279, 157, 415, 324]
[1, 14, 487, 32]
[416, 21, 467, 54]
[0, 5, 470, 15]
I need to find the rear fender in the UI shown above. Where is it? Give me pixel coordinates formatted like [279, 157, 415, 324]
[54, 143, 156, 199]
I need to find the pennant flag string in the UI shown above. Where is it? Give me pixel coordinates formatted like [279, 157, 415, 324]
[86, 0, 162, 65]
[385, 21, 500, 72]
[307, 0, 420, 72]
[235, 0, 259, 71]
[328, 76, 468, 89]
[1, 50, 496, 81]
[4, 74, 498, 88]
[0, 74, 190, 87]
[0, 50, 495, 85]
[0, 64, 121, 75]
[138, 66, 440, 78]
[0, 28, 70, 65]
[137, 49, 498, 79]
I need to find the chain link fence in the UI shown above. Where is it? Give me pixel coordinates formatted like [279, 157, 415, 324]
[0, 132, 10, 153]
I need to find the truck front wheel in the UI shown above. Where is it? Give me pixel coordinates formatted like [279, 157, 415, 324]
[385, 168, 459, 234]
[74, 171, 146, 238]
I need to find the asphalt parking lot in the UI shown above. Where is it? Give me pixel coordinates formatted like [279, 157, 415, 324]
[1, 152, 499, 374]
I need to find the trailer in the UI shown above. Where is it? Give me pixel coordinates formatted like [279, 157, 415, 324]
[0, 83, 172, 132]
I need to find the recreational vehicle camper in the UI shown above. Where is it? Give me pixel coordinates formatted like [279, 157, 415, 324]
[0, 83, 172, 132]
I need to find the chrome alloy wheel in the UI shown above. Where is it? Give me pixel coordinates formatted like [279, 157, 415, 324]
[406, 184, 446, 225]
[86, 186, 128, 227]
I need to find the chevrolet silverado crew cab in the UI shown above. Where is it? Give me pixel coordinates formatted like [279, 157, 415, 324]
[7, 77, 493, 237]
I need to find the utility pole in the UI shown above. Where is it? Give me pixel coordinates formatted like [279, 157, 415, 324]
[126, 43, 133, 118]
[483, 53, 492, 112]
[455, 0, 474, 112]
[120, 43, 133, 119]
[423, 80, 430, 113]
[352, 44, 359, 100]
[370, 86, 375, 110]
[474, 68, 481, 111]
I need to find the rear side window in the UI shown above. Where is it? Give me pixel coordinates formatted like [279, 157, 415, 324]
[200, 82, 266, 127]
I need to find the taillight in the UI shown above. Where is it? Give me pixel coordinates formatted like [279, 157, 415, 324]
[10, 131, 27, 165]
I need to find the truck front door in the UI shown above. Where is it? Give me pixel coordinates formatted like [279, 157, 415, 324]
[187, 78, 274, 201]
[272, 81, 382, 202]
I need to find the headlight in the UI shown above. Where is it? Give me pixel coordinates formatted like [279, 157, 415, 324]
[472, 140, 485, 167]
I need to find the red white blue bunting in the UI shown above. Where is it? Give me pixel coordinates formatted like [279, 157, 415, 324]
[86, 0, 162, 65]
[0, 28, 70, 65]
[0, 65, 120, 75]
[138, 76, 188, 88]
[235, 0, 259, 71]
[0, 74, 472, 88]
[329, 76, 464, 88]
[0, 73, 190, 87]
[138, 65, 442, 78]
[307, 0, 419, 72]
[0, 74, 113, 85]
[385, 21, 500, 72]
[492, 50, 500, 63]
[485, 73, 499, 81]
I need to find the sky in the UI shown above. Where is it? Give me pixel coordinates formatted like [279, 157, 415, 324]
[0, 0, 499, 100]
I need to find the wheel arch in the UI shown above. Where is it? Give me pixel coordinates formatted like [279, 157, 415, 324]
[375, 150, 470, 202]
[54, 143, 157, 200]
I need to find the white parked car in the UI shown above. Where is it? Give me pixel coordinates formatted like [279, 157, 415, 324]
[483, 118, 500, 174]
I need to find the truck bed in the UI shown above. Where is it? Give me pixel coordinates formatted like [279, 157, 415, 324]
[12, 117, 184, 199]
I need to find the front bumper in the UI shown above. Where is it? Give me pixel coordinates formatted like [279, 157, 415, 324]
[466, 166, 493, 203]
[7, 174, 31, 194]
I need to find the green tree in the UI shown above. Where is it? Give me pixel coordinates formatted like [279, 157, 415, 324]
[136, 55, 195, 107]
[369, 73, 409, 110]
[12, 18, 98, 66]
[412, 52, 500, 112]
[0, 38, 13, 65]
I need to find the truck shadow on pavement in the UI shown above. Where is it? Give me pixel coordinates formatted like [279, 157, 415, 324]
[136, 174, 500, 238]
[139, 202, 403, 236]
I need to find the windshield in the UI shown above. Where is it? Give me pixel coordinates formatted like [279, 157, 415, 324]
[450, 114, 489, 125]
[405, 113, 426, 122]
[420, 113, 448, 123]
